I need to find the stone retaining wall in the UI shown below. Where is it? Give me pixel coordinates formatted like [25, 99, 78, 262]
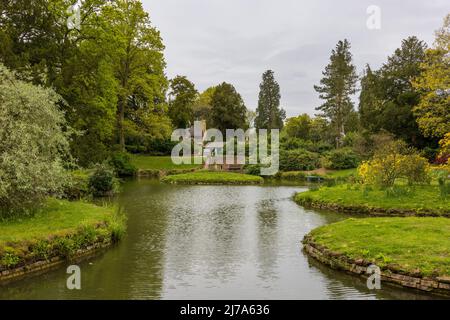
[303, 236, 450, 297]
[0, 239, 111, 284]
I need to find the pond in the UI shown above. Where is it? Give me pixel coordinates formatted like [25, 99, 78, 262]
[0, 179, 438, 299]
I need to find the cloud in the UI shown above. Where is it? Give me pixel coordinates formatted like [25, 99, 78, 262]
[144, 0, 449, 117]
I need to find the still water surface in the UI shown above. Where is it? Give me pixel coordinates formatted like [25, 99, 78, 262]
[0, 179, 437, 299]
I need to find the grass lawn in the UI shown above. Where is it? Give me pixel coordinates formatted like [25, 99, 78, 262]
[161, 171, 264, 185]
[280, 168, 357, 181]
[0, 198, 125, 271]
[323, 168, 357, 178]
[131, 155, 202, 170]
[295, 184, 450, 215]
[308, 217, 450, 276]
[0, 198, 115, 246]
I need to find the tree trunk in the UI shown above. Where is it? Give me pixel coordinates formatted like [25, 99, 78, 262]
[118, 46, 130, 153]
[119, 98, 125, 152]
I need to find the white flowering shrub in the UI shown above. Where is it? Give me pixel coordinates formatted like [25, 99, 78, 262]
[0, 64, 71, 216]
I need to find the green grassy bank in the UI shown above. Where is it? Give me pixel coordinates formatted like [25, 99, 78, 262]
[131, 155, 202, 170]
[305, 217, 450, 277]
[295, 184, 450, 216]
[279, 168, 357, 181]
[0, 198, 125, 272]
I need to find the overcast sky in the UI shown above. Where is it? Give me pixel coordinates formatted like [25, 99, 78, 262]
[143, 0, 449, 117]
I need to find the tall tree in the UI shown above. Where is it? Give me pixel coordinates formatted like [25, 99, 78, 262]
[0, 0, 120, 165]
[168, 75, 198, 128]
[0, 0, 170, 164]
[413, 15, 450, 140]
[359, 36, 430, 147]
[255, 70, 286, 130]
[210, 82, 248, 133]
[0, 0, 75, 85]
[99, 0, 168, 151]
[58, 2, 120, 166]
[314, 39, 358, 148]
[359, 65, 383, 132]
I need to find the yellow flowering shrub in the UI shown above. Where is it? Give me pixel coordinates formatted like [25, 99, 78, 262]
[400, 154, 431, 185]
[358, 153, 431, 188]
[439, 133, 450, 157]
[437, 133, 450, 171]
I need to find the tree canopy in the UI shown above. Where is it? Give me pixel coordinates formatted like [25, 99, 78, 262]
[413, 15, 450, 140]
[358, 36, 433, 148]
[0, 0, 170, 165]
[210, 82, 248, 133]
[168, 75, 198, 129]
[192, 86, 216, 127]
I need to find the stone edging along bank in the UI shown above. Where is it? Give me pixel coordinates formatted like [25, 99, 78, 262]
[0, 240, 111, 284]
[302, 235, 450, 296]
[136, 168, 198, 178]
[0, 223, 117, 284]
[295, 197, 450, 217]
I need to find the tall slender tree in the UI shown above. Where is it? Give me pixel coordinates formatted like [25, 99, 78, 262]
[255, 70, 286, 130]
[359, 65, 382, 132]
[314, 39, 358, 148]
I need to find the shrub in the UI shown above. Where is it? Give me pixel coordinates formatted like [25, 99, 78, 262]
[325, 148, 360, 170]
[279, 149, 320, 171]
[438, 168, 450, 199]
[63, 171, 91, 200]
[280, 171, 307, 181]
[281, 138, 313, 151]
[281, 137, 332, 154]
[439, 133, 450, 157]
[32, 241, 52, 261]
[244, 164, 263, 176]
[435, 154, 450, 165]
[400, 154, 431, 185]
[54, 237, 76, 259]
[72, 134, 110, 168]
[435, 133, 450, 165]
[88, 164, 119, 197]
[146, 139, 178, 156]
[358, 144, 430, 188]
[77, 224, 99, 245]
[0, 64, 72, 216]
[308, 141, 334, 154]
[109, 152, 137, 177]
[0, 247, 21, 268]
[421, 147, 439, 162]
